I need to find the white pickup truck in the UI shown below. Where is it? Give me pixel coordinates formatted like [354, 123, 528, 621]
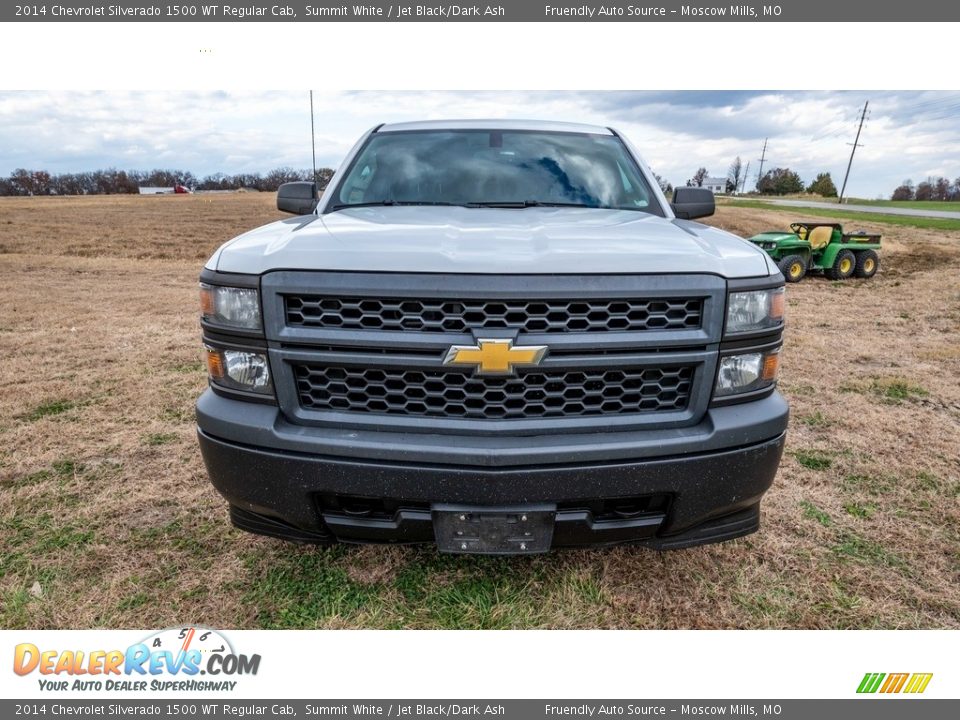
[196, 119, 788, 554]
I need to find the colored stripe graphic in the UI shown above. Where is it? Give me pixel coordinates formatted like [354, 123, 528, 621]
[857, 672, 932, 694]
[904, 673, 933, 694]
[857, 673, 885, 693]
[880, 673, 909, 693]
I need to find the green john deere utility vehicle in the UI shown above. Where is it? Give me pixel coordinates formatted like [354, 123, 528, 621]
[748, 222, 881, 283]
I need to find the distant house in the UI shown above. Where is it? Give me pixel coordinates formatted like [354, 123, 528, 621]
[138, 185, 190, 195]
[702, 177, 728, 194]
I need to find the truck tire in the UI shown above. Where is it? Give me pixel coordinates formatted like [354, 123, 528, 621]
[777, 254, 807, 283]
[854, 250, 879, 278]
[826, 249, 856, 280]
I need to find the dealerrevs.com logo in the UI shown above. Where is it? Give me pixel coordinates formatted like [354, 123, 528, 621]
[13, 627, 261, 692]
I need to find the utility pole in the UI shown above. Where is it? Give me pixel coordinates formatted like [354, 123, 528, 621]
[309, 90, 317, 182]
[755, 139, 768, 191]
[741, 161, 751, 194]
[839, 100, 869, 205]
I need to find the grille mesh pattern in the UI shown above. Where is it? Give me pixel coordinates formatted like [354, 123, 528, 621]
[293, 365, 694, 420]
[285, 296, 702, 333]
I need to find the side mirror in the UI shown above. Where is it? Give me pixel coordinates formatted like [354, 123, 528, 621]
[670, 187, 715, 220]
[277, 181, 318, 215]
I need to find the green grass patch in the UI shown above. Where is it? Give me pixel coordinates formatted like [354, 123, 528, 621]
[840, 473, 896, 497]
[910, 471, 960, 497]
[116, 592, 150, 611]
[840, 377, 929, 404]
[810, 580, 864, 621]
[0, 513, 96, 595]
[128, 517, 229, 560]
[732, 585, 800, 624]
[844, 503, 876, 519]
[238, 547, 577, 629]
[782, 383, 817, 397]
[839, 381, 865, 394]
[799, 411, 834, 429]
[832, 531, 906, 570]
[53, 458, 83, 477]
[915, 471, 941, 492]
[160, 407, 192, 423]
[393, 555, 549, 629]
[5, 469, 52, 489]
[170, 361, 203, 374]
[3, 457, 88, 498]
[0, 589, 33, 627]
[793, 449, 833, 471]
[143, 432, 178, 446]
[242, 549, 384, 628]
[722, 198, 960, 231]
[415, 571, 532, 628]
[20, 399, 76, 421]
[800, 500, 832, 527]
[872, 379, 928, 403]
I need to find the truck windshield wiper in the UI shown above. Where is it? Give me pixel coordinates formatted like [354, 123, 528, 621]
[464, 200, 599, 209]
[328, 200, 461, 211]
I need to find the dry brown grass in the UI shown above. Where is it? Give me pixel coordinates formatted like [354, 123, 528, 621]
[1, 194, 958, 629]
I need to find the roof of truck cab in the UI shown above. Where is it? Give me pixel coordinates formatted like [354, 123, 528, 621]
[376, 119, 614, 135]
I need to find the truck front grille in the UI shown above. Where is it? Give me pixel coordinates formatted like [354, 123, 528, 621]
[285, 295, 703, 333]
[265, 272, 724, 429]
[292, 364, 694, 420]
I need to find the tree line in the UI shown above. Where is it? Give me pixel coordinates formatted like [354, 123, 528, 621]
[685, 158, 839, 197]
[0, 167, 336, 197]
[890, 177, 960, 202]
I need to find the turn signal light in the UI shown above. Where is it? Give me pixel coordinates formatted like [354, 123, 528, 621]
[205, 347, 224, 379]
[761, 351, 780, 382]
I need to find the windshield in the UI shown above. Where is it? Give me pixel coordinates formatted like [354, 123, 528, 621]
[330, 129, 662, 214]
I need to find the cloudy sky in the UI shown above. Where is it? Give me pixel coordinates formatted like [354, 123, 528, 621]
[1, 90, 958, 197]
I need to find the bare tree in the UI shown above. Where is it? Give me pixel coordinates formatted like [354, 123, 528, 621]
[686, 167, 709, 187]
[727, 157, 744, 195]
[934, 177, 952, 201]
[650, 171, 673, 195]
[915, 181, 934, 201]
[314, 167, 335, 190]
[891, 184, 914, 201]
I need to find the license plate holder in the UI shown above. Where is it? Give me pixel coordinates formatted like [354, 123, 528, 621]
[432, 504, 556, 555]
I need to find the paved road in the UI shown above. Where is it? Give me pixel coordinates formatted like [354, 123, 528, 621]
[742, 198, 960, 220]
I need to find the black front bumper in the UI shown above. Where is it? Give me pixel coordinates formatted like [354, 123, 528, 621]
[196, 389, 788, 551]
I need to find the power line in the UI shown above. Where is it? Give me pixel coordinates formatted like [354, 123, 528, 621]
[809, 110, 860, 142]
[808, 94, 960, 144]
[893, 92, 960, 114]
[839, 101, 869, 204]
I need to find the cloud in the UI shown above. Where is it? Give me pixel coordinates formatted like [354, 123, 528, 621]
[0, 90, 957, 197]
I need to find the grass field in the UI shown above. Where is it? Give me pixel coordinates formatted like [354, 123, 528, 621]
[1, 194, 958, 629]
[847, 199, 960, 212]
[719, 198, 960, 232]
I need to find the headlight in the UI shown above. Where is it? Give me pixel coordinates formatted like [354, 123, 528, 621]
[714, 348, 780, 397]
[725, 287, 784, 334]
[205, 346, 272, 394]
[200, 283, 261, 331]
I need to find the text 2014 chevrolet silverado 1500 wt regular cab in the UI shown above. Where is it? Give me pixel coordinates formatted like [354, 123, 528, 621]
[196, 119, 788, 554]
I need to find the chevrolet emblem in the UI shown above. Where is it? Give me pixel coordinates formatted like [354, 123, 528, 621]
[443, 339, 548, 376]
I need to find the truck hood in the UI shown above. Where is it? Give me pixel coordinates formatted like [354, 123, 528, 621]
[209, 206, 773, 278]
